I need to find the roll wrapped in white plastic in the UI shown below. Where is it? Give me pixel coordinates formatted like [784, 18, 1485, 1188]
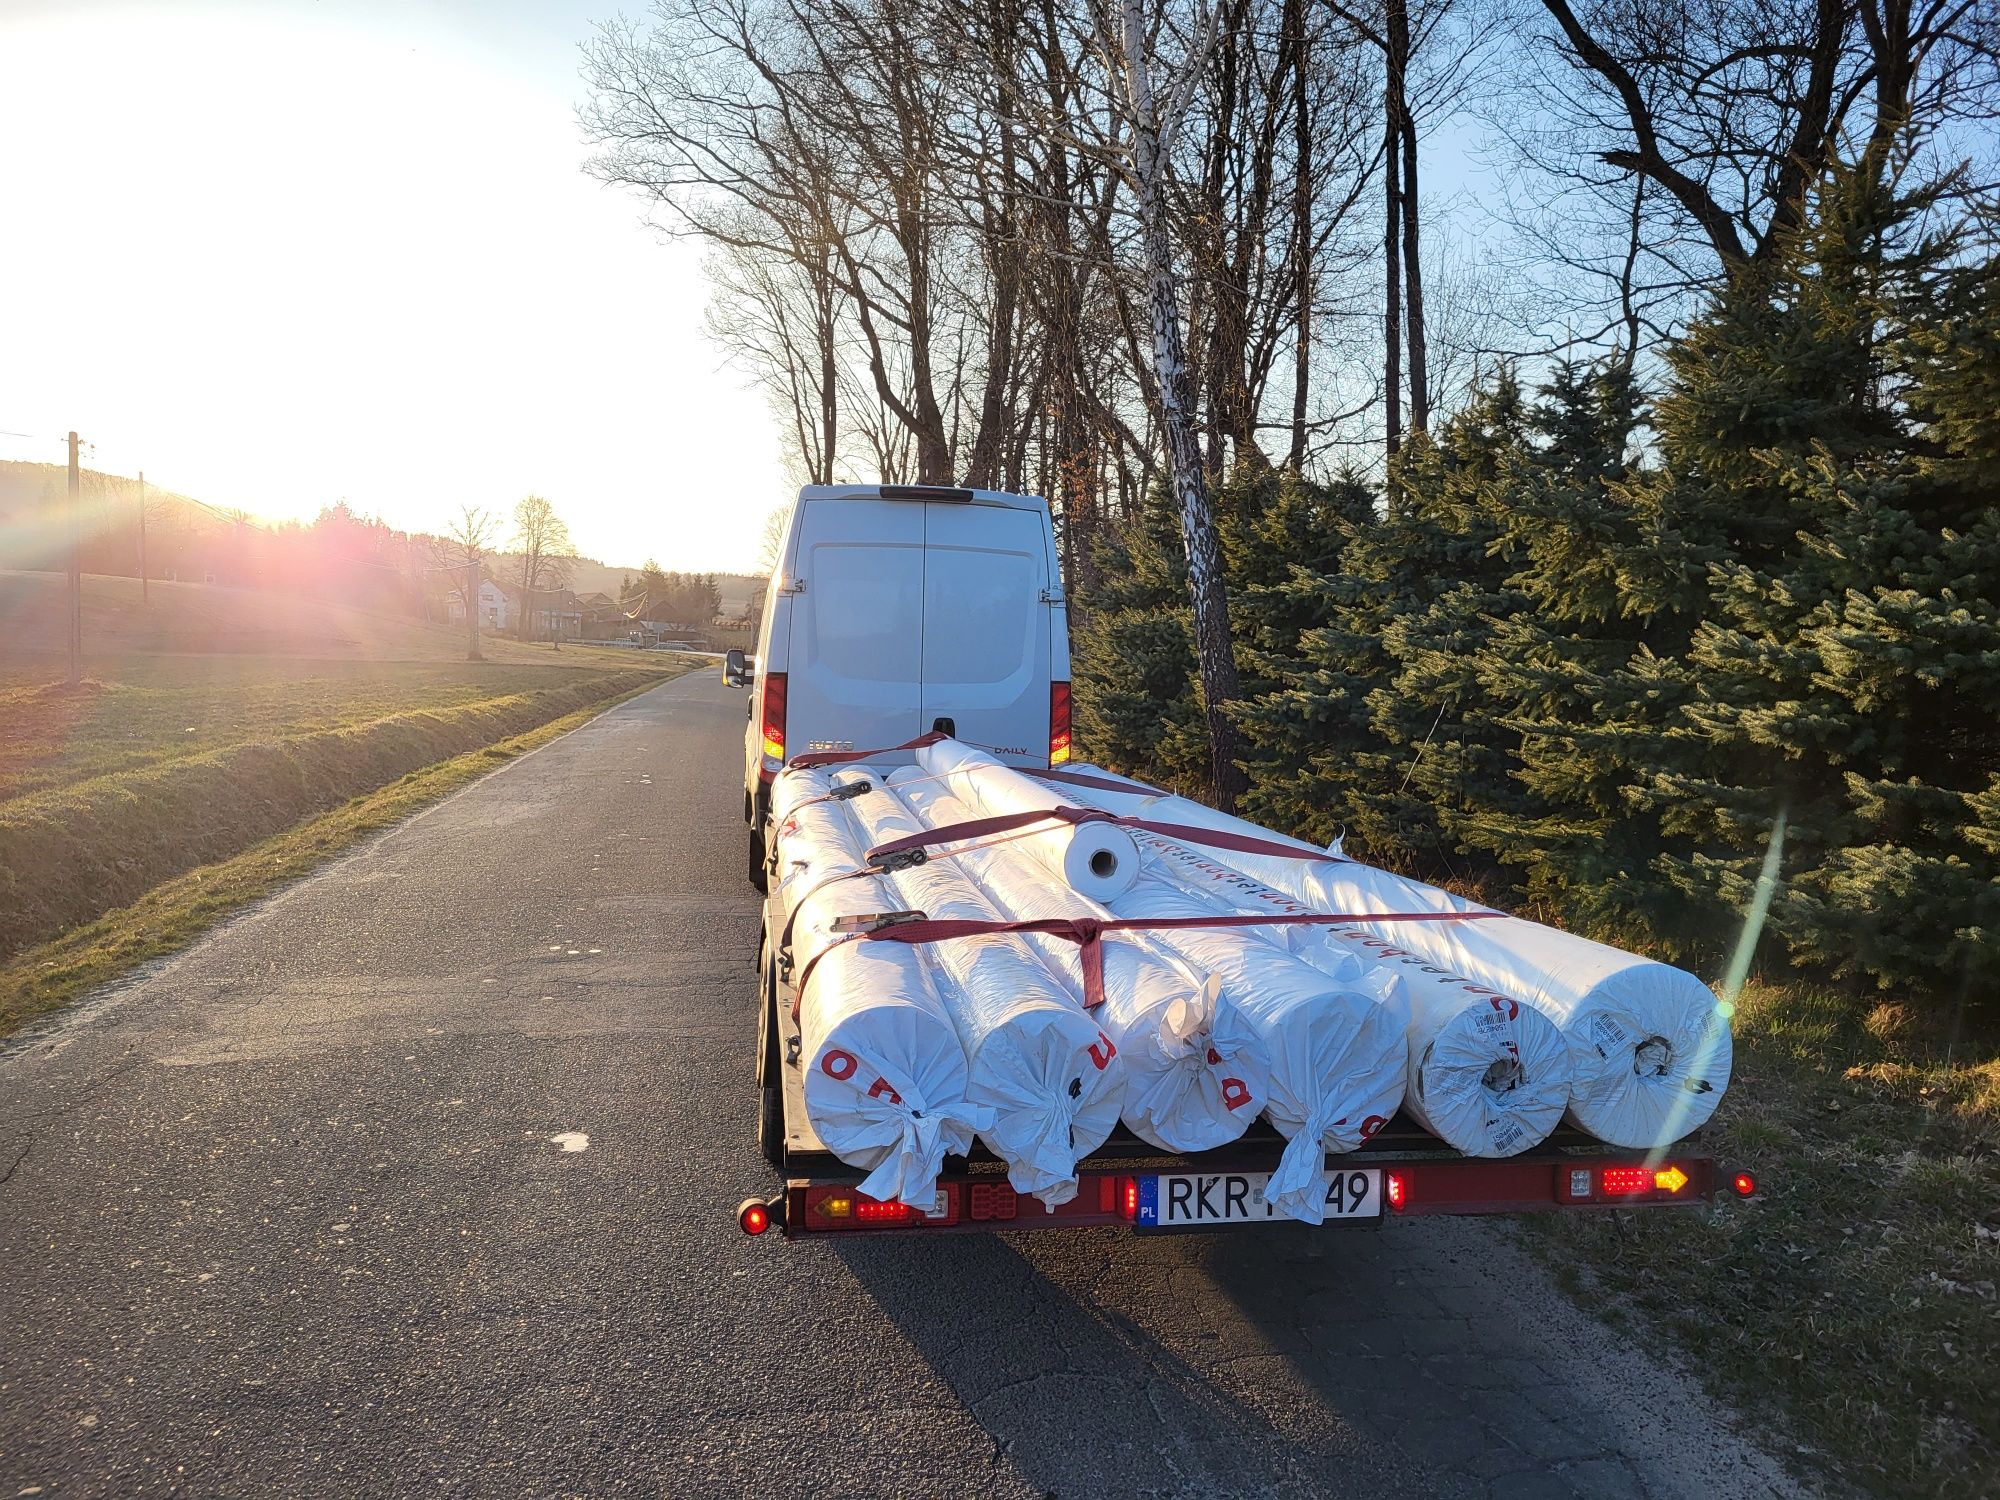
[888, 768, 1272, 1153]
[915, 742, 1405, 1223]
[770, 768, 990, 1203]
[1124, 833, 1571, 1157]
[1053, 766, 1731, 1150]
[842, 775, 1126, 1207]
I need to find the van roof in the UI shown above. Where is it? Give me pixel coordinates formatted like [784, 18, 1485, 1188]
[796, 483, 1049, 513]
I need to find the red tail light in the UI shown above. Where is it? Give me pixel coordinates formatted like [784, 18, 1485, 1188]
[799, 1184, 957, 1230]
[1732, 1171, 1758, 1198]
[761, 672, 787, 763]
[736, 1198, 774, 1235]
[1049, 680, 1072, 766]
[1386, 1172, 1408, 1212]
[1599, 1166, 1653, 1195]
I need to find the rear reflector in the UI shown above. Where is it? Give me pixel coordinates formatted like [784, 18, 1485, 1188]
[1050, 681, 1072, 766]
[761, 672, 787, 763]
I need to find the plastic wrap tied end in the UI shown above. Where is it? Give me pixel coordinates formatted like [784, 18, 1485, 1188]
[791, 907, 1506, 1020]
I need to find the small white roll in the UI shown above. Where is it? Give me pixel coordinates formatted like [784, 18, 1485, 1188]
[1060, 821, 1141, 901]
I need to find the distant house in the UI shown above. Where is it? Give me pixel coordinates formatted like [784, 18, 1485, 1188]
[494, 580, 583, 641]
[574, 591, 628, 642]
[445, 578, 514, 631]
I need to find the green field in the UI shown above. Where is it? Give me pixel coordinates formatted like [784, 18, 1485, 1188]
[0, 572, 689, 1031]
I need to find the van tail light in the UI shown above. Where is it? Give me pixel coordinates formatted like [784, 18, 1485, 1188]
[1049, 680, 1072, 766]
[761, 672, 787, 763]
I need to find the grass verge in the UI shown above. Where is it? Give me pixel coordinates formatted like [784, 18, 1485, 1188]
[0, 666, 677, 956]
[0, 677, 664, 1038]
[1522, 980, 1998, 1499]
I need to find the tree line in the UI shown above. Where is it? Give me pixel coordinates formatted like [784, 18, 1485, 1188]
[581, 0, 1996, 996]
[584, 0, 1995, 802]
[1077, 173, 1996, 1000]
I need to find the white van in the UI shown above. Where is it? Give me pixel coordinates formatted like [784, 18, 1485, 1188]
[726, 483, 1072, 889]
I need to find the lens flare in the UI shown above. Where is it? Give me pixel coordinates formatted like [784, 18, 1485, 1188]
[1646, 809, 1786, 1170]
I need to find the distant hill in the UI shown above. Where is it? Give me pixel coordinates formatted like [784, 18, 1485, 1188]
[1, 461, 770, 603]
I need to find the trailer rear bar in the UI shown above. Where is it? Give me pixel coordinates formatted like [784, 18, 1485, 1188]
[748, 1154, 1753, 1238]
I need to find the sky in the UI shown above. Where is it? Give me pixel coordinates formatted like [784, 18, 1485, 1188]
[0, 0, 785, 573]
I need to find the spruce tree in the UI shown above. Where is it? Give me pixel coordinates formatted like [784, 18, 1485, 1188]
[1443, 361, 1699, 945]
[1226, 469, 1374, 836]
[1069, 486, 1212, 791]
[1235, 380, 1529, 866]
[1773, 237, 2000, 991]
[1636, 174, 2000, 991]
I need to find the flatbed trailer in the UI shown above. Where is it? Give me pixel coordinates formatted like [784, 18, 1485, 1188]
[739, 898, 1757, 1240]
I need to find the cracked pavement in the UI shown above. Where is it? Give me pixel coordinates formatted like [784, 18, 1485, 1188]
[0, 673, 1810, 1498]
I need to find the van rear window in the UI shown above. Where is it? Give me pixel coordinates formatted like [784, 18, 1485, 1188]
[806, 543, 922, 683]
[922, 546, 1037, 685]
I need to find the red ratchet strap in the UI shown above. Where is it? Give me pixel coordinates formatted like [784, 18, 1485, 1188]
[1026, 766, 1166, 797]
[791, 908, 1502, 1020]
[864, 802, 1346, 866]
[787, 731, 949, 770]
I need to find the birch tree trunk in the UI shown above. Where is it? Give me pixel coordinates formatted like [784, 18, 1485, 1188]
[1287, 0, 1311, 471]
[1383, 59, 1403, 467]
[1119, 0, 1246, 809]
[1388, 0, 1428, 434]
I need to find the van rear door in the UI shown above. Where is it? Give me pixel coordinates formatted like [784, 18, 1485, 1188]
[785, 499, 925, 755]
[920, 500, 1052, 762]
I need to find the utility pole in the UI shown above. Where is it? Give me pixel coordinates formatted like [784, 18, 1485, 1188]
[137, 469, 149, 606]
[465, 551, 483, 662]
[66, 431, 82, 685]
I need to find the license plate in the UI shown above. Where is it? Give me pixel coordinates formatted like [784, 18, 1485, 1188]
[1138, 1168, 1382, 1227]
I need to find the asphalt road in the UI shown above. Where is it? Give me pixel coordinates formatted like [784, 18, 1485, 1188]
[1, 673, 1808, 1499]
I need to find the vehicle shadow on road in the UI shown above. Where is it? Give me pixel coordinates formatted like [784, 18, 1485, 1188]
[829, 1226, 1454, 1498]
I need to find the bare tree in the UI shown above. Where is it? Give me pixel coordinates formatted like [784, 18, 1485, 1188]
[510, 495, 575, 643]
[1486, 0, 1999, 361]
[437, 505, 497, 662]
